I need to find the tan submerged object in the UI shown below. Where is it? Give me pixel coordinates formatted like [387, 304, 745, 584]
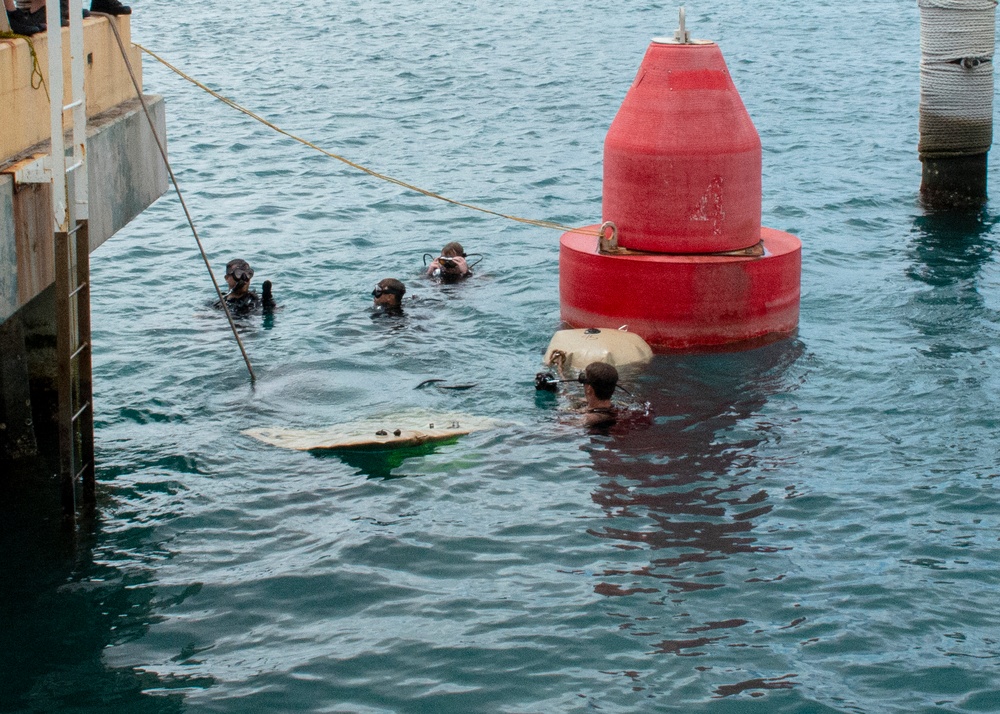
[243, 413, 502, 452]
[543, 328, 653, 372]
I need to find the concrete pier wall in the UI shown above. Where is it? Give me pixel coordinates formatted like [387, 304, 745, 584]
[0, 96, 167, 321]
[0, 98, 168, 466]
[0, 16, 142, 161]
[87, 98, 169, 254]
[0, 17, 168, 469]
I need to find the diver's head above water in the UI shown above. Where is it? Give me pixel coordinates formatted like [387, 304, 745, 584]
[581, 362, 618, 405]
[225, 258, 254, 296]
[373, 278, 406, 313]
[428, 241, 470, 281]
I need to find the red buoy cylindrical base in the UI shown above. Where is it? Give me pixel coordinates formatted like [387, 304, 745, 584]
[559, 225, 801, 351]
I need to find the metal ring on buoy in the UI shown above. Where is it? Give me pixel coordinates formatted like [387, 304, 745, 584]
[598, 221, 618, 253]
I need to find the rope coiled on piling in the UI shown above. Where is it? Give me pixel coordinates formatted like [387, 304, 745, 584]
[918, 0, 997, 157]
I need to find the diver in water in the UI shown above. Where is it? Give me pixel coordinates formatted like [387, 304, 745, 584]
[578, 362, 619, 428]
[426, 241, 471, 282]
[215, 259, 276, 315]
[372, 278, 406, 315]
[536, 353, 620, 428]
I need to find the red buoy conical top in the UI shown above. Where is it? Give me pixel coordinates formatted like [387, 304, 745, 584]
[603, 41, 762, 254]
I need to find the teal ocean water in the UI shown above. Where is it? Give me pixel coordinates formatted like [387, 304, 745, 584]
[4, 0, 1000, 711]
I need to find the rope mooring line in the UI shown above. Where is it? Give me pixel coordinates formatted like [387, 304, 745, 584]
[135, 43, 602, 238]
[99, 16, 257, 383]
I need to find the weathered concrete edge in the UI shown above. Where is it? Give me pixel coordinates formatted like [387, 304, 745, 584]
[0, 95, 168, 323]
[88, 95, 170, 250]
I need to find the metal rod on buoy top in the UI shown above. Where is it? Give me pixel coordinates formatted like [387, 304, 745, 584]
[655, 6, 692, 45]
[918, 0, 997, 209]
[675, 6, 690, 44]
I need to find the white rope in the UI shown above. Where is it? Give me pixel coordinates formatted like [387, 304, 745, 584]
[919, 0, 997, 156]
[920, 1, 997, 60]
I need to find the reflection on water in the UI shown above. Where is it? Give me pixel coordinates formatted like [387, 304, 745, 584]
[907, 209, 998, 359]
[713, 674, 797, 698]
[0, 473, 207, 712]
[909, 209, 996, 287]
[585, 340, 804, 694]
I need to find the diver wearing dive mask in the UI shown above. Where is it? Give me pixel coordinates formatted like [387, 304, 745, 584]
[427, 242, 471, 281]
[372, 278, 406, 314]
[215, 258, 275, 315]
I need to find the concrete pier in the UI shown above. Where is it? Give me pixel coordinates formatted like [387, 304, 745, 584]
[0, 16, 168, 492]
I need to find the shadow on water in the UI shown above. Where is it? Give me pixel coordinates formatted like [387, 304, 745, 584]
[583, 339, 805, 696]
[0, 466, 211, 713]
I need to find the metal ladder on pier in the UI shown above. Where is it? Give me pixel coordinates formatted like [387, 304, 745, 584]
[45, 0, 95, 519]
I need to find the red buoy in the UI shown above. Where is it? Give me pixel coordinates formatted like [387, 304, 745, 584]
[604, 41, 761, 254]
[560, 26, 801, 351]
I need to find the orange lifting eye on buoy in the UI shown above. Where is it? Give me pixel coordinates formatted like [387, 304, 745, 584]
[559, 23, 801, 352]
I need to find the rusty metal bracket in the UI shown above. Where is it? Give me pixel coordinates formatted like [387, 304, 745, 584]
[1, 153, 52, 186]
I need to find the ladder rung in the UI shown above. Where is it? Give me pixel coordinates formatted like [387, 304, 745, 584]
[71, 401, 91, 423]
[73, 462, 92, 484]
[64, 99, 84, 111]
[67, 223, 83, 236]
[69, 281, 88, 298]
[66, 161, 84, 174]
[70, 341, 90, 361]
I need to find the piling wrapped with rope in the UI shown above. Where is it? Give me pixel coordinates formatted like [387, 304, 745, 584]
[918, 0, 997, 158]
